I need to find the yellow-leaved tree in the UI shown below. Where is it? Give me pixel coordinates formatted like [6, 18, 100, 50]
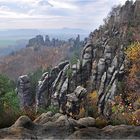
[125, 42, 140, 125]
[125, 42, 140, 89]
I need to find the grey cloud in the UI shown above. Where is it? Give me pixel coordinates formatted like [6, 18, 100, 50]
[0, 0, 132, 30]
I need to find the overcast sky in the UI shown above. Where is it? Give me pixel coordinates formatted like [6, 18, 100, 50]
[0, 0, 136, 30]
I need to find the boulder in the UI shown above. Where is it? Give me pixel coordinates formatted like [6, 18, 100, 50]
[65, 86, 87, 116]
[13, 116, 35, 130]
[69, 125, 140, 139]
[34, 111, 53, 124]
[55, 115, 67, 123]
[74, 86, 87, 99]
[1, 115, 140, 139]
[51, 113, 64, 122]
[77, 117, 95, 127]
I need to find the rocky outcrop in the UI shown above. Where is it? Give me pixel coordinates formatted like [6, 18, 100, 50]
[26, 35, 45, 48]
[91, 42, 125, 116]
[26, 35, 84, 49]
[16, 75, 33, 109]
[68, 34, 83, 49]
[0, 113, 140, 139]
[26, 35, 66, 48]
[65, 86, 87, 116]
[44, 35, 51, 46]
[18, 0, 140, 117]
[36, 61, 69, 110]
[69, 125, 140, 139]
[77, 117, 95, 127]
[36, 72, 51, 110]
[13, 116, 35, 129]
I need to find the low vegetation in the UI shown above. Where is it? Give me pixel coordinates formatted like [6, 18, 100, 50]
[0, 74, 20, 128]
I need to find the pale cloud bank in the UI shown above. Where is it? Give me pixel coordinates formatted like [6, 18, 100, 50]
[0, 0, 136, 30]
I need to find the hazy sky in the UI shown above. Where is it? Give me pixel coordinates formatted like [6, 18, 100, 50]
[0, 0, 135, 30]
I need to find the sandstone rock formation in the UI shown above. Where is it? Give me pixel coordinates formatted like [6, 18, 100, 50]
[17, 0, 140, 117]
[36, 61, 69, 110]
[26, 35, 45, 48]
[26, 35, 66, 48]
[0, 113, 140, 139]
[65, 86, 87, 116]
[2, 1, 140, 139]
[16, 75, 33, 109]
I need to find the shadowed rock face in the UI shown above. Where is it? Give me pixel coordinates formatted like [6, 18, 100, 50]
[0, 114, 140, 139]
[36, 61, 69, 110]
[16, 75, 33, 109]
[26, 35, 45, 48]
[65, 86, 87, 116]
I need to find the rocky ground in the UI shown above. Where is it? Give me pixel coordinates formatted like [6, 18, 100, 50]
[0, 112, 140, 139]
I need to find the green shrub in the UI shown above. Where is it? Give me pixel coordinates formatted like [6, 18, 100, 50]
[46, 105, 59, 114]
[0, 74, 21, 128]
[29, 68, 46, 95]
[37, 105, 59, 115]
[1, 91, 20, 113]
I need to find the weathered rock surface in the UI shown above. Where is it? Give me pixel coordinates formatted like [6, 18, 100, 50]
[34, 111, 54, 124]
[65, 86, 87, 116]
[0, 114, 140, 139]
[69, 125, 140, 139]
[16, 75, 33, 109]
[12, 116, 36, 129]
[36, 61, 69, 110]
[77, 117, 95, 127]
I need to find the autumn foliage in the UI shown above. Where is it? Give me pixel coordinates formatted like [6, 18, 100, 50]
[109, 42, 140, 125]
[126, 42, 140, 78]
[0, 46, 68, 80]
[81, 42, 140, 125]
[125, 42, 140, 97]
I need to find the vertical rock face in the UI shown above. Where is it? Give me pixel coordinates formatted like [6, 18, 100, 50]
[81, 42, 93, 83]
[49, 41, 93, 115]
[65, 86, 87, 116]
[89, 33, 125, 116]
[36, 72, 51, 110]
[74, 34, 80, 48]
[36, 61, 69, 110]
[17, 75, 33, 109]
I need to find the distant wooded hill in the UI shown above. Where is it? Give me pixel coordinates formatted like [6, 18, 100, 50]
[0, 34, 84, 80]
